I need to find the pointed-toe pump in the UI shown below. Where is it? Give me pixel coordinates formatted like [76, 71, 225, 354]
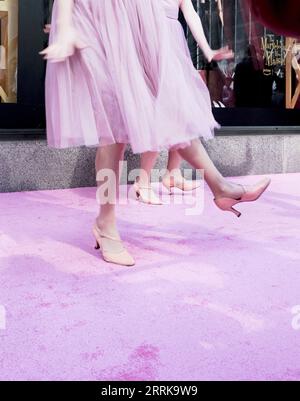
[93, 224, 135, 267]
[133, 181, 163, 205]
[214, 177, 271, 218]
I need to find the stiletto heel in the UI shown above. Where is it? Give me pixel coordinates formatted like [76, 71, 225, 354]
[230, 206, 242, 218]
[214, 198, 242, 217]
[214, 177, 271, 218]
[135, 190, 140, 200]
[133, 181, 163, 205]
[93, 224, 135, 267]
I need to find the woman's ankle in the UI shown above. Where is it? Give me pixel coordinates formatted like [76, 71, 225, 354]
[163, 168, 183, 181]
[168, 168, 182, 177]
[213, 179, 244, 199]
[136, 175, 152, 188]
[96, 217, 120, 237]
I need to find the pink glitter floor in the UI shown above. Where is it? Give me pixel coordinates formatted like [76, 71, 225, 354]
[0, 174, 300, 381]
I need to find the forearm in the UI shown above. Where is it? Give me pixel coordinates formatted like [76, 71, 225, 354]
[217, 0, 224, 26]
[180, 0, 212, 61]
[55, 0, 74, 33]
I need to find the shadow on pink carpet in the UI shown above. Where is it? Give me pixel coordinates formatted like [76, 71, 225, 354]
[0, 174, 300, 381]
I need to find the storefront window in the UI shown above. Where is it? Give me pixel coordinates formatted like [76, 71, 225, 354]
[188, 0, 300, 111]
[0, 0, 18, 104]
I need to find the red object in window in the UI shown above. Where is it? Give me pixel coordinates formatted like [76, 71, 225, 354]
[247, 0, 300, 37]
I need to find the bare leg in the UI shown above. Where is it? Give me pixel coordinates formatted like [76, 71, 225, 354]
[94, 143, 135, 265]
[167, 150, 182, 173]
[177, 139, 244, 198]
[95, 143, 126, 238]
[138, 141, 244, 199]
[163, 150, 202, 192]
[164, 150, 183, 182]
[135, 151, 162, 205]
[139, 150, 186, 185]
[138, 151, 159, 187]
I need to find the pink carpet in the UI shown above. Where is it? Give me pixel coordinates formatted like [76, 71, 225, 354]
[0, 173, 300, 381]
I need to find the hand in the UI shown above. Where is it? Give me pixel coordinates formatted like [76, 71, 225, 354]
[40, 27, 87, 63]
[207, 46, 234, 62]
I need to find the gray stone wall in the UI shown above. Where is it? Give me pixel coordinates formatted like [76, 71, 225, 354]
[0, 130, 299, 193]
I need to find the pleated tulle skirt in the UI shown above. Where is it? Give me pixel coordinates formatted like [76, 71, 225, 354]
[46, 0, 219, 153]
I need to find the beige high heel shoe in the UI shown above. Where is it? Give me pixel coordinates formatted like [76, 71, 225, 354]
[93, 224, 135, 267]
[214, 177, 271, 218]
[162, 174, 201, 194]
[133, 181, 163, 205]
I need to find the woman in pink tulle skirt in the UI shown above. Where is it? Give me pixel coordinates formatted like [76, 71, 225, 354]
[136, 0, 224, 204]
[42, 0, 270, 267]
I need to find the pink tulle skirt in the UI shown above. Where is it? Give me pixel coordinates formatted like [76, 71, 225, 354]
[46, 0, 219, 153]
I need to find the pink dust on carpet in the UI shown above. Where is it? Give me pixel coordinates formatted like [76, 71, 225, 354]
[0, 174, 300, 381]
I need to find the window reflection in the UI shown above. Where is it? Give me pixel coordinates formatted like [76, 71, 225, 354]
[188, 0, 300, 110]
[0, 0, 18, 103]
